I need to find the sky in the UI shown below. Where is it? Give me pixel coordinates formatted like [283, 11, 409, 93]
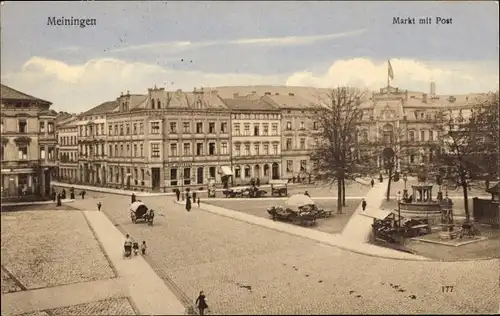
[1, 1, 498, 113]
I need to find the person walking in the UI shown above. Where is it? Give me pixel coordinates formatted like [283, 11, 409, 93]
[304, 190, 310, 197]
[379, 174, 383, 183]
[361, 199, 367, 211]
[70, 187, 75, 200]
[140, 241, 147, 255]
[186, 195, 192, 212]
[197, 197, 201, 208]
[56, 193, 62, 207]
[175, 189, 180, 201]
[131, 193, 136, 203]
[192, 191, 197, 202]
[196, 291, 209, 316]
[97, 202, 102, 211]
[370, 178, 375, 188]
[124, 234, 133, 258]
[51, 189, 57, 202]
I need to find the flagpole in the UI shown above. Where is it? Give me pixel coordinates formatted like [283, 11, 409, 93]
[387, 60, 390, 88]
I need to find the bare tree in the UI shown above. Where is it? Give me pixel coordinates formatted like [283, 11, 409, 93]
[309, 86, 365, 214]
[433, 92, 499, 222]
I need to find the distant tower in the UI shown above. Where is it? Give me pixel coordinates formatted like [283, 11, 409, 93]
[430, 81, 436, 96]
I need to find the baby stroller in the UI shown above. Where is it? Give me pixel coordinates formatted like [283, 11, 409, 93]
[124, 241, 132, 258]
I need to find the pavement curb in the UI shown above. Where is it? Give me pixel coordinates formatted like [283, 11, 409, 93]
[185, 200, 500, 263]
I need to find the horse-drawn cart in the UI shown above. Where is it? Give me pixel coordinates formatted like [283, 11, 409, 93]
[269, 179, 289, 196]
[130, 201, 154, 225]
[266, 194, 324, 226]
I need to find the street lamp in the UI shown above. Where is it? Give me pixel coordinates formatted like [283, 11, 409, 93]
[397, 191, 402, 228]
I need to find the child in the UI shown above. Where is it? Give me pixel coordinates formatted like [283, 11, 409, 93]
[197, 197, 201, 207]
[132, 242, 139, 256]
[141, 241, 147, 255]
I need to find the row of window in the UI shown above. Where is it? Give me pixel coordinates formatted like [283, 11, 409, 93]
[233, 123, 279, 136]
[0, 145, 55, 161]
[79, 123, 106, 137]
[59, 136, 77, 146]
[357, 130, 438, 143]
[285, 120, 319, 131]
[105, 121, 230, 137]
[285, 138, 307, 150]
[0, 119, 54, 134]
[232, 113, 280, 120]
[233, 143, 279, 156]
[286, 160, 308, 173]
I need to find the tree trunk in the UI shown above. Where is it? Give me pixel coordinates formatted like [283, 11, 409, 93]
[386, 168, 393, 201]
[342, 179, 346, 206]
[337, 179, 343, 215]
[461, 178, 470, 222]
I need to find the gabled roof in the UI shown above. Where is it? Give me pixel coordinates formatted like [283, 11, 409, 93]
[112, 95, 147, 112]
[486, 182, 499, 195]
[222, 98, 279, 111]
[81, 101, 118, 116]
[1, 84, 52, 105]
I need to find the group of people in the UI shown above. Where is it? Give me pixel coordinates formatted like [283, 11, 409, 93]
[51, 187, 77, 206]
[123, 234, 147, 257]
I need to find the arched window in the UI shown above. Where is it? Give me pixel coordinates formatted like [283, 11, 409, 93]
[157, 99, 161, 109]
[151, 99, 156, 109]
[244, 165, 251, 178]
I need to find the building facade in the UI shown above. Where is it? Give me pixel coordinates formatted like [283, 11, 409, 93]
[224, 97, 282, 185]
[62, 83, 490, 191]
[1, 84, 57, 199]
[57, 117, 79, 182]
[262, 93, 316, 180]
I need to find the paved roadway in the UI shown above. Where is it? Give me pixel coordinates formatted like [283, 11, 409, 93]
[71, 194, 499, 315]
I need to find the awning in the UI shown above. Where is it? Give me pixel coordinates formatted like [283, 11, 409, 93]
[361, 208, 395, 220]
[221, 166, 233, 176]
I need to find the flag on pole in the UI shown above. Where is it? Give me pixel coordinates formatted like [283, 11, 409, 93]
[388, 59, 394, 80]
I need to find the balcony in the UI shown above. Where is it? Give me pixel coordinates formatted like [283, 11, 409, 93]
[39, 132, 57, 143]
[40, 159, 58, 167]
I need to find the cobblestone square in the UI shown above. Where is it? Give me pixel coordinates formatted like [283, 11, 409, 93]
[17, 297, 136, 316]
[90, 194, 499, 315]
[1, 210, 116, 290]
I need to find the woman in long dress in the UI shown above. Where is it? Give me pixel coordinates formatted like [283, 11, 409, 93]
[196, 291, 208, 315]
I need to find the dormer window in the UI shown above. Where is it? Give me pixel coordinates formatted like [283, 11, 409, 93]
[151, 99, 156, 109]
[197, 99, 202, 109]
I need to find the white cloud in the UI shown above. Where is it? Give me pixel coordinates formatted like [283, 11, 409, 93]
[286, 58, 499, 94]
[109, 29, 366, 54]
[1, 57, 285, 113]
[2, 56, 498, 113]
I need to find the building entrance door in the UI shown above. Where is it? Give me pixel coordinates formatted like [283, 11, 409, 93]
[151, 168, 160, 191]
[197, 167, 204, 185]
[272, 163, 280, 180]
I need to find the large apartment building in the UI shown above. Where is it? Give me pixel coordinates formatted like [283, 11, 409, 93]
[1, 84, 58, 199]
[224, 97, 282, 185]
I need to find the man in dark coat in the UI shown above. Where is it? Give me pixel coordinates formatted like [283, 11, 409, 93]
[70, 187, 75, 199]
[61, 189, 66, 199]
[56, 193, 62, 207]
[361, 199, 367, 211]
[256, 178, 260, 187]
[192, 191, 197, 202]
[186, 196, 192, 212]
[131, 193, 136, 203]
[51, 189, 57, 202]
[175, 189, 180, 201]
[379, 174, 383, 183]
[370, 179, 375, 187]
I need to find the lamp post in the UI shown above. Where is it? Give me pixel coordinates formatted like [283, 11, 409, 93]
[397, 191, 402, 228]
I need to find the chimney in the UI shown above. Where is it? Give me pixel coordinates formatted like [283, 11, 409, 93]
[233, 93, 239, 98]
[430, 81, 436, 96]
[422, 93, 428, 103]
[289, 93, 295, 96]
